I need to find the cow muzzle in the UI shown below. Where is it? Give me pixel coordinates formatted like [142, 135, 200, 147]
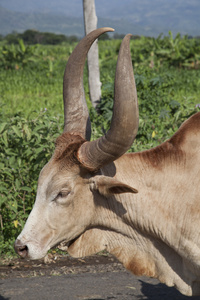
[14, 239, 29, 258]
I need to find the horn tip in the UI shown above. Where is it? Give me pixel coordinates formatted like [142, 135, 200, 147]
[125, 33, 133, 39]
[102, 27, 115, 33]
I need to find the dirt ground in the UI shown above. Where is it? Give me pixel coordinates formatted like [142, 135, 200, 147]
[0, 252, 123, 279]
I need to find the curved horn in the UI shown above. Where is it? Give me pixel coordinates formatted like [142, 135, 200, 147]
[77, 34, 139, 171]
[63, 27, 114, 140]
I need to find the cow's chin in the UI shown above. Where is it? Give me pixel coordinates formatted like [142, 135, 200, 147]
[27, 244, 50, 260]
[27, 236, 80, 260]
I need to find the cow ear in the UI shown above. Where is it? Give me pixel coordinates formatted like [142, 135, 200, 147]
[89, 175, 138, 196]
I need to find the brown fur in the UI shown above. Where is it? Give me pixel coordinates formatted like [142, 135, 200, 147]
[125, 256, 155, 277]
[139, 140, 184, 170]
[129, 112, 200, 170]
[54, 133, 85, 162]
[170, 112, 200, 147]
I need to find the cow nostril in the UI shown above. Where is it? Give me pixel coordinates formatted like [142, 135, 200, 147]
[14, 239, 29, 258]
[18, 245, 28, 257]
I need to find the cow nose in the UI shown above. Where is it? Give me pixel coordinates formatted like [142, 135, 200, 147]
[14, 239, 28, 258]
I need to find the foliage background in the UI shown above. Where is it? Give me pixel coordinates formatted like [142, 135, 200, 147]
[0, 32, 200, 256]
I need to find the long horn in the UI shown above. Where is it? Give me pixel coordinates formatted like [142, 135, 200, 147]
[63, 27, 114, 140]
[77, 34, 139, 171]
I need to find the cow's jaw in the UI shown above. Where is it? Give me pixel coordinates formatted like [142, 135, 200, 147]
[15, 202, 55, 259]
[14, 159, 94, 260]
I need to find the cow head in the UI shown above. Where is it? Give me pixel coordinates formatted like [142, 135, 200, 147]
[14, 27, 139, 260]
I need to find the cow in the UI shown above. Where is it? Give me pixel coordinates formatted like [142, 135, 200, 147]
[14, 27, 200, 296]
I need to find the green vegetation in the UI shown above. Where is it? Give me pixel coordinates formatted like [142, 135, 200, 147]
[0, 32, 200, 256]
[4, 30, 79, 45]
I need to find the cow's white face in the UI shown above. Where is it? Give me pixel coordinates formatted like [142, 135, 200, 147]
[16, 157, 94, 259]
[15, 134, 136, 260]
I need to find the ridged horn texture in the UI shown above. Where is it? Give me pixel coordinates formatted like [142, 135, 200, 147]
[77, 33, 139, 171]
[63, 27, 114, 141]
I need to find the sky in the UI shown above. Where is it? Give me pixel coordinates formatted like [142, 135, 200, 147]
[0, 0, 199, 36]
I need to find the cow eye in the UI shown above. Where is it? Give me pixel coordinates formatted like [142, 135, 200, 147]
[57, 190, 70, 198]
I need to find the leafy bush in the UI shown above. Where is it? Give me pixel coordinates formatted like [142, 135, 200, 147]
[130, 32, 200, 69]
[98, 63, 200, 150]
[0, 111, 63, 255]
[0, 39, 37, 69]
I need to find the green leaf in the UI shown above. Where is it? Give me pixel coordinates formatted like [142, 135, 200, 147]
[2, 131, 8, 147]
[23, 124, 32, 140]
[15, 179, 20, 190]
[12, 126, 22, 138]
[20, 186, 32, 192]
[35, 146, 45, 154]
[0, 163, 4, 169]
[0, 123, 7, 134]
[0, 195, 7, 207]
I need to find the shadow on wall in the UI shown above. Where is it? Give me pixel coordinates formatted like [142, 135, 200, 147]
[140, 280, 200, 300]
